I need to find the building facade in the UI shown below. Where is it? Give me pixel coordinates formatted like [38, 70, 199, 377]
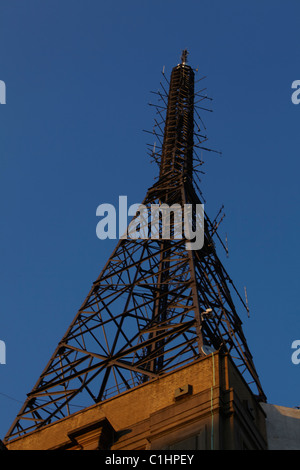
[5, 353, 267, 450]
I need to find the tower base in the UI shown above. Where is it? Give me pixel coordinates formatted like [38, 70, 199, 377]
[5, 352, 267, 450]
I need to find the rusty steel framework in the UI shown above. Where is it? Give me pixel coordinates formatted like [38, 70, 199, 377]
[4, 51, 266, 443]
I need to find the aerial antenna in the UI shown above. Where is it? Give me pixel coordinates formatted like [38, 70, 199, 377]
[211, 205, 226, 237]
[244, 286, 250, 318]
[181, 49, 188, 65]
[225, 233, 229, 258]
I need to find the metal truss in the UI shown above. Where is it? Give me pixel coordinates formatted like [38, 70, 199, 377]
[4, 51, 265, 443]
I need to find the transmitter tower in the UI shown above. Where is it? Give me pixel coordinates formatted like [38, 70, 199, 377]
[4, 51, 267, 450]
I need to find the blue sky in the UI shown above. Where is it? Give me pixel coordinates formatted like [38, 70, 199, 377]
[1, 0, 300, 439]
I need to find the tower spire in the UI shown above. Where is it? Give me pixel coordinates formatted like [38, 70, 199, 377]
[181, 48, 188, 65]
[159, 52, 194, 180]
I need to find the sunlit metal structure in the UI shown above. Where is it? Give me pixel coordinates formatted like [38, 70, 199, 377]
[4, 51, 265, 443]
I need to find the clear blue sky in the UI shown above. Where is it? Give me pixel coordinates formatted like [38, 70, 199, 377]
[1, 0, 300, 439]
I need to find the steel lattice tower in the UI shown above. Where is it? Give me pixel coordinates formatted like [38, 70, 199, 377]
[4, 51, 265, 443]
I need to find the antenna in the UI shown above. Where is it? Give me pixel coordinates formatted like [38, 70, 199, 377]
[244, 286, 250, 318]
[211, 205, 226, 237]
[225, 233, 229, 258]
[181, 49, 188, 65]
